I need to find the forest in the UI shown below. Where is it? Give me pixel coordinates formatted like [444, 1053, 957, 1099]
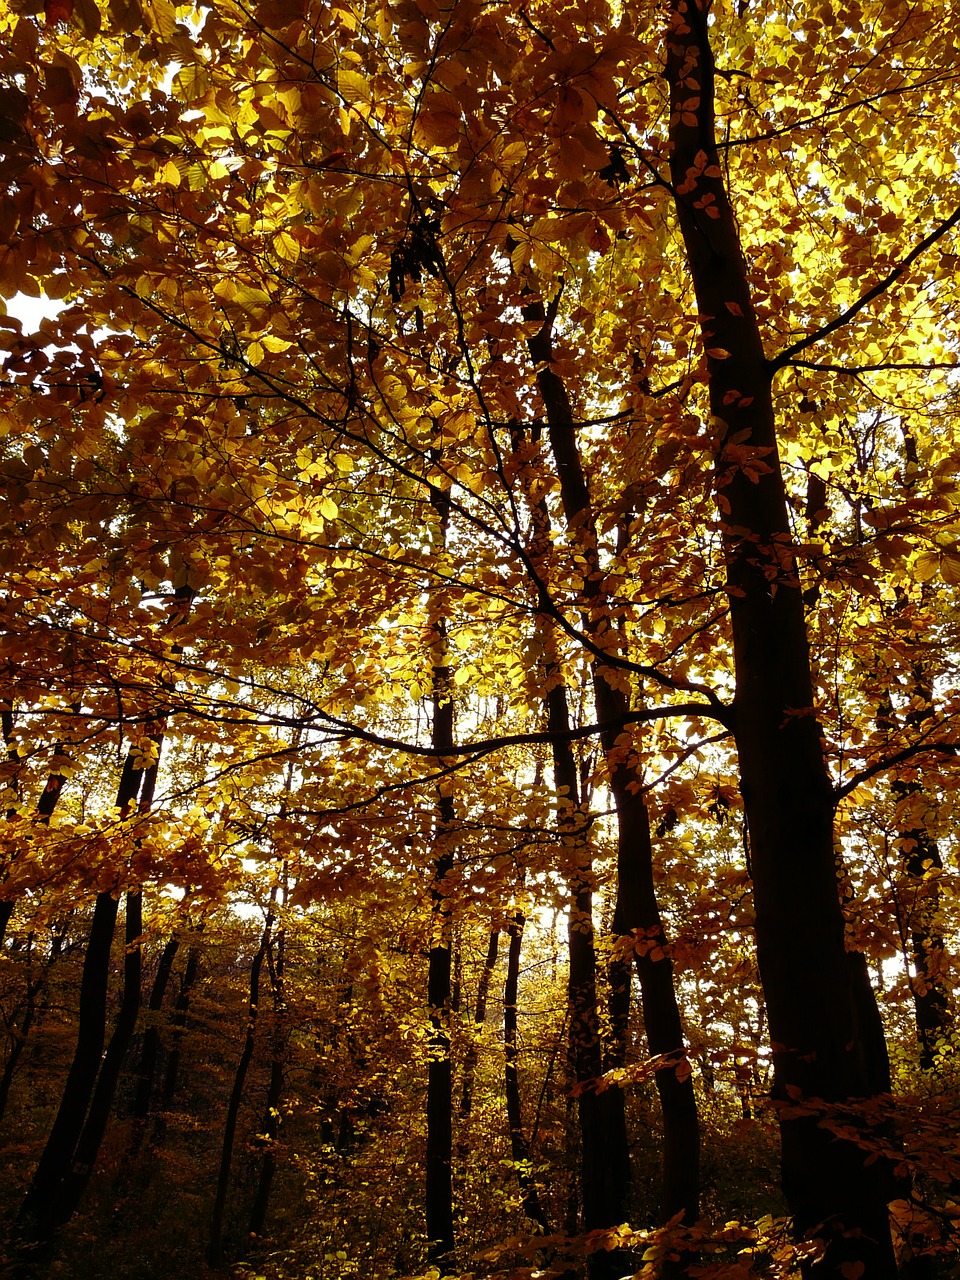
[0, 0, 958, 1276]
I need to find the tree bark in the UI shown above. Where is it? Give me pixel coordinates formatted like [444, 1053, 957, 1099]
[249, 883, 288, 1239]
[665, 1, 896, 1269]
[425, 472, 456, 1264]
[159, 933, 203, 1113]
[504, 909, 550, 1233]
[0, 757, 72, 1117]
[880, 679, 953, 1069]
[48, 887, 144, 1226]
[0, 932, 42, 1124]
[16, 749, 145, 1241]
[529, 321, 700, 1226]
[545, 675, 629, 1280]
[459, 929, 499, 1120]
[129, 934, 181, 1137]
[208, 908, 274, 1268]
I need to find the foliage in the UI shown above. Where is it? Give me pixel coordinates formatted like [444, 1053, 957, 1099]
[1, 0, 960, 1274]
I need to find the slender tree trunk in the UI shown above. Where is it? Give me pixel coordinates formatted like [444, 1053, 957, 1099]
[504, 909, 550, 1233]
[48, 887, 144, 1225]
[545, 673, 628, 1280]
[511, 423, 633, 1240]
[208, 907, 274, 1268]
[129, 934, 181, 1140]
[879, 681, 953, 1069]
[249, 883, 288, 1239]
[16, 750, 145, 1241]
[159, 934, 203, 1114]
[528, 325, 700, 1225]
[459, 929, 499, 1119]
[425, 472, 456, 1264]
[1, 715, 69, 946]
[898, 803, 951, 1070]
[0, 933, 42, 1124]
[665, 1, 896, 1269]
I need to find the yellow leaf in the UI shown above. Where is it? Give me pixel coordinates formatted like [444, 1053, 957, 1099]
[247, 341, 265, 365]
[174, 65, 209, 101]
[338, 68, 370, 104]
[913, 551, 940, 582]
[144, 0, 176, 38]
[706, 347, 731, 359]
[333, 454, 354, 473]
[158, 159, 181, 186]
[941, 550, 960, 583]
[319, 496, 339, 520]
[273, 230, 300, 263]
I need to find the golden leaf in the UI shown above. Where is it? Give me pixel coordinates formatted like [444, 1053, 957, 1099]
[338, 68, 371, 104]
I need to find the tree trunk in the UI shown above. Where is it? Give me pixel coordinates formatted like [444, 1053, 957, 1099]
[1, 719, 69, 947]
[249, 889, 288, 1239]
[898, 802, 952, 1070]
[880, 679, 953, 1069]
[48, 888, 144, 1226]
[665, 1, 896, 1269]
[159, 933, 203, 1113]
[504, 909, 550, 1233]
[529, 321, 700, 1226]
[425, 471, 456, 1262]
[129, 933, 181, 1139]
[545, 674, 629, 1280]
[460, 929, 499, 1119]
[0, 932, 42, 1123]
[208, 908, 274, 1268]
[16, 749, 145, 1242]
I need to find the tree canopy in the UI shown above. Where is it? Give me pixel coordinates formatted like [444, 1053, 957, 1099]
[0, 0, 959, 1276]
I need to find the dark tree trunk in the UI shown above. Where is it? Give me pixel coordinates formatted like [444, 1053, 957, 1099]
[425, 474, 456, 1264]
[545, 676, 629, 1280]
[249, 898, 287, 1239]
[881, 679, 953, 1069]
[0, 933, 43, 1123]
[208, 910, 273, 1268]
[16, 750, 145, 1242]
[504, 910, 550, 1233]
[529, 320, 700, 1226]
[1, 716, 69, 947]
[129, 934, 181, 1138]
[900, 809, 952, 1069]
[459, 929, 499, 1119]
[425, 683, 455, 1259]
[159, 935, 202, 1112]
[48, 888, 144, 1226]
[665, 1, 896, 1269]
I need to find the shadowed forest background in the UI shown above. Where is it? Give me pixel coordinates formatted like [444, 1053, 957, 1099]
[0, 0, 959, 1276]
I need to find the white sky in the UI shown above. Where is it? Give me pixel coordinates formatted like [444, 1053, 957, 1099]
[4, 292, 66, 331]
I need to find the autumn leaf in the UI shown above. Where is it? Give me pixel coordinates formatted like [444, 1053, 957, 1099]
[45, 0, 74, 25]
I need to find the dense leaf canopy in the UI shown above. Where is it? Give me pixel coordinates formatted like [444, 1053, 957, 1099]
[0, 0, 958, 1275]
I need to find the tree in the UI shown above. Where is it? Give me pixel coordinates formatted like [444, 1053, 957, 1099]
[2, 0, 960, 1275]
